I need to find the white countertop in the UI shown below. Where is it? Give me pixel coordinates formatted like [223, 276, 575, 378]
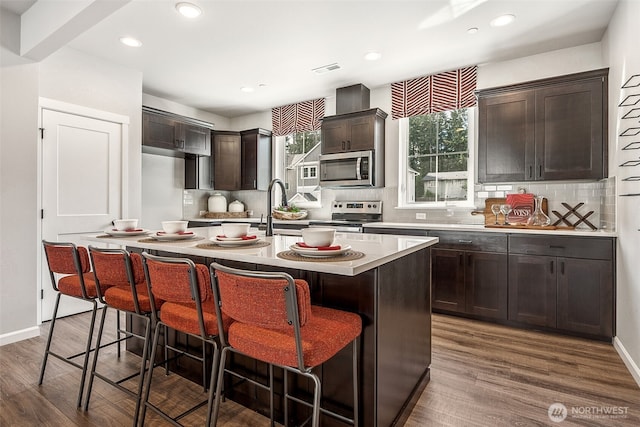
[85, 227, 438, 276]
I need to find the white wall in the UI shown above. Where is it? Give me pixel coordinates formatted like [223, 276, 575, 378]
[0, 43, 143, 343]
[0, 62, 40, 341]
[603, 0, 640, 385]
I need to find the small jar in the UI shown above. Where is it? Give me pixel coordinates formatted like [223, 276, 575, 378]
[228, 200, 245, 213]
[208, 193, 227, 213]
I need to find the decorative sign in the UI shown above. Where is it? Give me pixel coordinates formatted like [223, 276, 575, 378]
[505, 193, 534, 223]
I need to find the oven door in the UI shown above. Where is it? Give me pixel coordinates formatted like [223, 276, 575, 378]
[319, 150, 373, 187]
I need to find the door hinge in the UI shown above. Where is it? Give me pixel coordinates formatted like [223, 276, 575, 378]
[39, 127, 44, 139]
[41, 289, 44, 299]
[41, 209, 44, 219]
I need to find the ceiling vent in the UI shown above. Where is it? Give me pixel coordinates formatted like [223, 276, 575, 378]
[312, 63, 341, 74]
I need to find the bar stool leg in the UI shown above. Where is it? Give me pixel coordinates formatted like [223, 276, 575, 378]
[353, 338, 359, 427]
[204, 343, 219, 427]
[76, 300, 99, 408]
[83, 305, 109, 411]
[269, 364, 275, 427]
[132, 315, 152, 427]
[38, 293, 62, 386]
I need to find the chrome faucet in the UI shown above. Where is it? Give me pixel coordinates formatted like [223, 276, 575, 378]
[266, 178, 287, 236]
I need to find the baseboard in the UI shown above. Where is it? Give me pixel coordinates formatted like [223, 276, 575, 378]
[613, 336, 640, 388]
[0, 326, 40, 347]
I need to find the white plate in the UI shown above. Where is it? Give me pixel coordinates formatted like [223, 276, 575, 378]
[215, 235, 257, 242]
[290, 244, 352, 258]
[211, 237, 261, 247]
[152, 232, 197, 241]
[104, 228, 150, 237]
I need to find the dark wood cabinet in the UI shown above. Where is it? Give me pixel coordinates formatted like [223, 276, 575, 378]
[430, 231, 508, 320]
[477, 68, 608, 183]
[142, 109, 211, 157]
[509, 235, 614, 339]
[508, 254, 557, 327]
[240, 128, 272, 190]
[212, 131, 241, 190]
[184, 154, 213, 190]
[213, 129, 272, 191]
[321, 108, 387, 154]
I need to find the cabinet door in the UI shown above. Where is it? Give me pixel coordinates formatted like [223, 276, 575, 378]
[465, 252, 508, 320]
[508, 254, 556, 327]
[321, 118, 348, 154]
[181, 124, 211, 156]
[213, 133, 241, 190]
[143, 112, 179, 150]
[241, 130, 272, 190]
[535, 78, 605, 180]
[478, 90, 535, 182]
[184, 154, 212, 190]
[431, 249, 465, 313]
[347, 115, 375, 151]
[557, 258, 613, 337]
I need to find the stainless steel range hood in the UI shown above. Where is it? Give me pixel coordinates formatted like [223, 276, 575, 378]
[336, 83, 370, 114]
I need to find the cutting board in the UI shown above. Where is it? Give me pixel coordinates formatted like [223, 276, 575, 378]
[476, 197, 548, 226]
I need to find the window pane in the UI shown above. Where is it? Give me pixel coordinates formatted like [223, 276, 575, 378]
[406, 109, 470, 204]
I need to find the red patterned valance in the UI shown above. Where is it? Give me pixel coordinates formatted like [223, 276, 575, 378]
[272, 98, 325, 136]
[391, 66, 477, 119]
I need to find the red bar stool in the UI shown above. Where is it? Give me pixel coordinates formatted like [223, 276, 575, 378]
[139, 252, 229, 426]
[209, 262, 362, 427]
[39, 240, 108, 408]
[83, 246, 155, 426]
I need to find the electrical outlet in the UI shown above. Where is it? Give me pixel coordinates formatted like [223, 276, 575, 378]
[415, 212, 426, 220]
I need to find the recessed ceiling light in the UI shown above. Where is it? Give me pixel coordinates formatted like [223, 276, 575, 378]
[240, 86, 254, 93]
[467, 27, 479, 34]
[364, 51, 382, 61]
[490, 14, 515, 27]
[119, 36, 142, 47]
[176, 2, 202, 18]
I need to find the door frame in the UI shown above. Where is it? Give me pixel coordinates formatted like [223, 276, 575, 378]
[36, 97, 130, 325]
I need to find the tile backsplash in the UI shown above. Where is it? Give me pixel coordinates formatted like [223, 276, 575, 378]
[184, 178, 616, 231]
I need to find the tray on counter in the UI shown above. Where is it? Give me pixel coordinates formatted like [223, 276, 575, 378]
[484, 224, 574, 230]
[203, 211, 250, 219]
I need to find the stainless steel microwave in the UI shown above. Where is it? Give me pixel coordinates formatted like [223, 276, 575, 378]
[319, 150, 375, 187]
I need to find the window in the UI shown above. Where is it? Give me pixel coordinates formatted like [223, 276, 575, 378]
[274, 130, 322, 208]
[399, 108, 475, 207]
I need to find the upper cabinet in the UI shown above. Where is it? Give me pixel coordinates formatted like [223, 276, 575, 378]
[212, 131, 241, 191]
[321, 108, 387, 154]
[477, 69, 608, 183]
[240, 128, 272, 191]
[212, 128, 272, 191]
[142, 108, 212, 157]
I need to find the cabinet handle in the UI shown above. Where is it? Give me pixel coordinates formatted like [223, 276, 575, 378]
[549, 245, 565, 249]
[467, 253, 472, 266]
[253, 179, 256, 189]
[529, 165, 533, 179]
[458, 240, 473, 244]
[550, 260, 554, 274]
[538, 164, 542, 178]
[347, 140, 351, 150]
[560, 261, 565, 275]
[459, 253, 463, 266]
[342, 141, 346, 150]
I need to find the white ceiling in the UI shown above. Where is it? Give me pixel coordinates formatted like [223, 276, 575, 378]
[4, 0, 619, 118]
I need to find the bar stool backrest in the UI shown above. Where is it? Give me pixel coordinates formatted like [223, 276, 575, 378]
[42, 240, 92, 297]
[88, 247, 146, 314]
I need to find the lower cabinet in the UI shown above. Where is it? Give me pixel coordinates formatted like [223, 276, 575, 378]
[509, 235, 614, 339]
[430, 231, 508, 320]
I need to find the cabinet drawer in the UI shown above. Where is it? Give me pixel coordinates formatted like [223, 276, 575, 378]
[428, 231, 507, 252]
[509, 235, 613, 260]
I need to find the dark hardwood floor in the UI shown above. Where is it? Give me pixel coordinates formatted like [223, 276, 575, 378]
[1, 310, 638, 426]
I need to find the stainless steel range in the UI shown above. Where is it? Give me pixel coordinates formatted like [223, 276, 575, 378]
[309, 201, 382, 233]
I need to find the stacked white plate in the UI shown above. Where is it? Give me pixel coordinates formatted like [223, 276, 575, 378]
[212, 235, 261, 247]
[289, 243, 352, 258]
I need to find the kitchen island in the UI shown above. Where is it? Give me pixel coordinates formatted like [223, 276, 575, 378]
[87, 228, 438, 427]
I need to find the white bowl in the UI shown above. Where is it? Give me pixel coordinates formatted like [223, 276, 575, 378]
[114, 219, 138, 230]
[301, 227, 335, 247]
[161, 220, 188, 234]
[222, 223, 250, 238]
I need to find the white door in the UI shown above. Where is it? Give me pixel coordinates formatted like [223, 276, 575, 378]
[41, 107, 124, 321]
